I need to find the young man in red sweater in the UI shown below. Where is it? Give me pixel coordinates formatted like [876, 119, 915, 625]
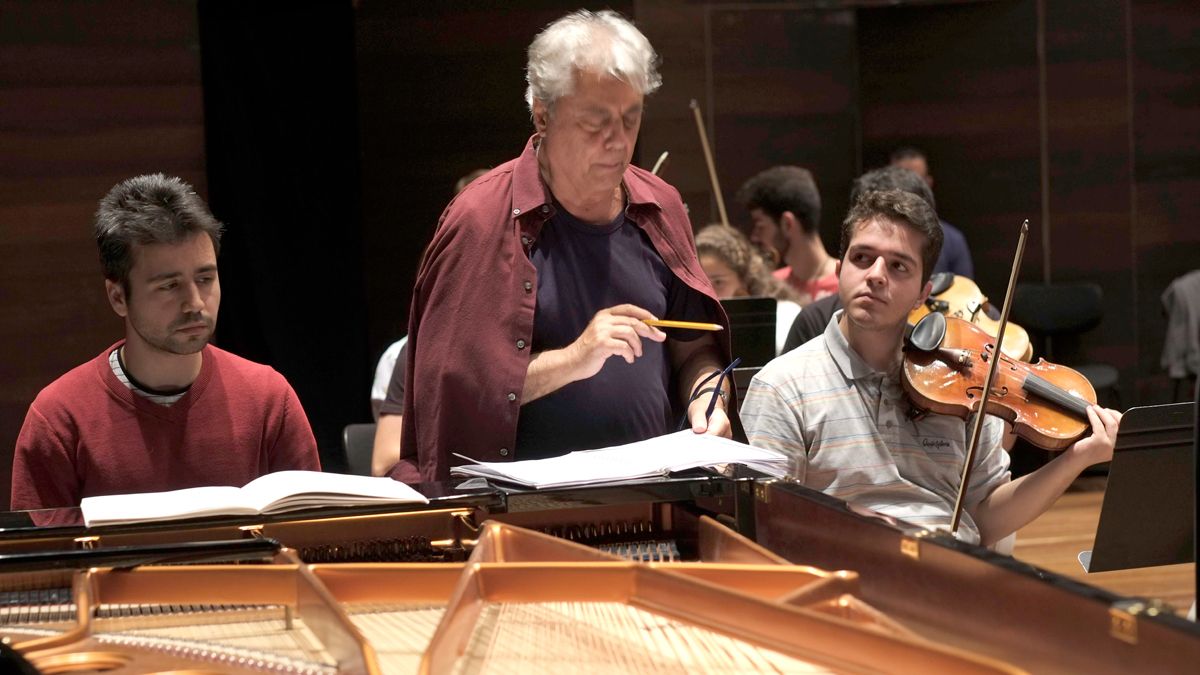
[12, 174, 320, 510]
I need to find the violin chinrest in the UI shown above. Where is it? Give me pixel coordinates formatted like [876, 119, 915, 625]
[908, 312, 947, 352]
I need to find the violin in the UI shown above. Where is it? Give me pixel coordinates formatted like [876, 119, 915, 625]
[902, 313, 1096, 450]
[904, 221, 1108, 535]
[908, 273, 1034, 361]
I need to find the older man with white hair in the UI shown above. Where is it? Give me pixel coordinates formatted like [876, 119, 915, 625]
[389, 10, 732, 482]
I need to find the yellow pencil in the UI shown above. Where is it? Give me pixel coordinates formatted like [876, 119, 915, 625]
[643, 319, 724, 331]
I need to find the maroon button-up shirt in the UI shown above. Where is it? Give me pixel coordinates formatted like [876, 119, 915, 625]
[394, 136, 731, 483]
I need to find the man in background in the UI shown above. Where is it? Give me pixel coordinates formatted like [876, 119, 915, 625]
[890, 147, 974, 277]
[738, 166, 836, 306]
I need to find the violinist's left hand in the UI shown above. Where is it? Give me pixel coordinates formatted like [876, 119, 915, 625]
[1067, 405, 1123, 466]
[687, 396, 733, 439]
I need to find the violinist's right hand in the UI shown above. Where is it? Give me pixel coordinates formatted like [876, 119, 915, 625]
[565, 304, 666, 380]
[1066, 405, 1123, 466]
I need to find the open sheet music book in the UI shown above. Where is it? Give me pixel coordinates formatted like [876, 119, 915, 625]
[450, 431, 789, 489]
[80, 471, 428, 527]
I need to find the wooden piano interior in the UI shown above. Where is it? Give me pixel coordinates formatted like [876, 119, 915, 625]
[0, 478, 1194, 673]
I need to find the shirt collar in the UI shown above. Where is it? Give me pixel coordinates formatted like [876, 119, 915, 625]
[512, 135, 555, 220]
[510, 134, 663, 219]
[623, 164, 663, 210]
[823, 310, 901, 382]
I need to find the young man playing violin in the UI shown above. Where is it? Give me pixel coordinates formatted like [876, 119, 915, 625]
[741, 189, 1122, 547]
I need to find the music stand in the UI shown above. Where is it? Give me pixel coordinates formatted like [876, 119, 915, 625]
[720, 296, 776, 368]
[1080, 402, 1195, 572]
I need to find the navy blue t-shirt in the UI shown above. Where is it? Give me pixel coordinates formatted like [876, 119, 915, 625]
[515, 204, 711, 459]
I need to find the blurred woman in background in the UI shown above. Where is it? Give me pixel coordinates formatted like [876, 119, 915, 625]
[695, 224, 801, 355]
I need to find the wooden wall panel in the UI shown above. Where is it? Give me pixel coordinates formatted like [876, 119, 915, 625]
[710, 7, 858, 250]
[638, 2, 858, 250]
[0, 0, 205, 509]
[1042, 0, 1136, 395]
[858, 1, 1041, 299]
[1130, 0, 1200, 403]
[632, 1, 710, 230]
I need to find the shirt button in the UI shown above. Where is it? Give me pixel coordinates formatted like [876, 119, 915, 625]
[540, 205, 550, 213]
[512, 208, 521, 216]
[521, 235, 532, 246]
[499, 448, 509, 457]
[523, 281, 532, 292]
[516, 339, 526, 350]
[507, 392, 517, 402]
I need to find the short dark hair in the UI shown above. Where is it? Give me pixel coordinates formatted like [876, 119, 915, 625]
[841, 189, 942, 285]
[850, 165, 936, 211]
[889, 146, 926, 164]
[94, 174, 223, 291]
[736, 166, 822, 235]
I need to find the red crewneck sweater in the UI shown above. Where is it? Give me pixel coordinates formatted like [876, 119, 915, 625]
[12, 342, 321, 510]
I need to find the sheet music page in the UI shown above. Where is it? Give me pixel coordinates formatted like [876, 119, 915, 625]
[241, 470, 428, 512]
[451, 431, 788, 488]
[81, 485, 249, 526]
[80, 472, 429, 526]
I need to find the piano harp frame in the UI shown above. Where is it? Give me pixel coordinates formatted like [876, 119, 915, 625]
[1, 517, 1025, 674]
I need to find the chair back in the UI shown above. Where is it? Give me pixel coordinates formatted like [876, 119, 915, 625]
[1011, 282, 1104, 361]
[732, 367, 761, 411]
[721, 297, 777, 368]
[1011, 282, 1103, 336]
[342, 423, 377, 476]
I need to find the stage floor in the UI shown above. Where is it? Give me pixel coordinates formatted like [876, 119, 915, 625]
[1015, 483, 1195, 617]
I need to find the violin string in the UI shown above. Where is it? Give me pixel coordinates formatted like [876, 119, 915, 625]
[959, 347, 1087, 413]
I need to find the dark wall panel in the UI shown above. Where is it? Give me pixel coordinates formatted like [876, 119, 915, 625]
[1041, 1, 1136, 393]
[639, 2, 858, 250]
[1130, 0, 1200, 403]
[634, 2, 710, 228]
[711, 7, 858, 250]
[0, 0, 206, 509]
[198, 0, 366, 469]
[858, 1, 1041, 299]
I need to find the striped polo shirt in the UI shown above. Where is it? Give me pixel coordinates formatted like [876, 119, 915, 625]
[741, 311, 1010, 544]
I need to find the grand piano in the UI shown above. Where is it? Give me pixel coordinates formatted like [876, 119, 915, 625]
[0, 472, 1194, 673]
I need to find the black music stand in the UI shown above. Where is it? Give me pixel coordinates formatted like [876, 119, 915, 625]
[1080, 402, 1195, 572]
[720, 296, 776, 368]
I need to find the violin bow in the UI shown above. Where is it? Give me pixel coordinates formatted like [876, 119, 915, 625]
[689, 99, 730, 228]
[949, 220, 1030, 535]
[650, 151, 670, 177]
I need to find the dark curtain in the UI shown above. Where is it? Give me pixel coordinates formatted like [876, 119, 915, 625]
[198, 0, 367, 471]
